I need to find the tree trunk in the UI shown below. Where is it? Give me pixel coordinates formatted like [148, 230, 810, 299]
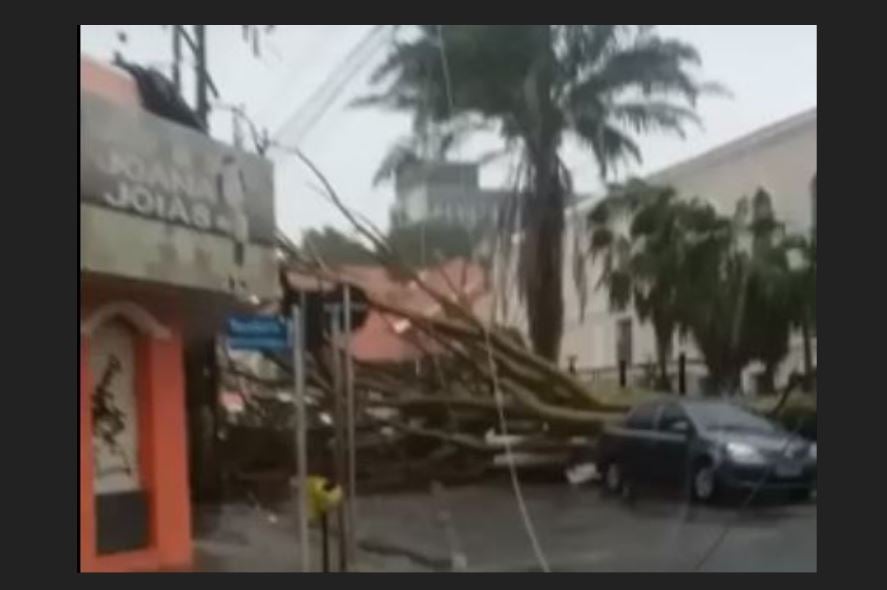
[522, 153, 564, 362]
[653, 320, 673, 392]
[520, 35, 564, 363]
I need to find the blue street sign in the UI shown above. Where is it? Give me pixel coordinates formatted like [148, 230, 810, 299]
[226, 314, 291, 352]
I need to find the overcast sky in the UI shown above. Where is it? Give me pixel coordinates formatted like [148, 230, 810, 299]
[80, 25, 817, 243]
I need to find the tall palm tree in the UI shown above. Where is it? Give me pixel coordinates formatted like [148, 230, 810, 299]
[358, 25, 716, 361]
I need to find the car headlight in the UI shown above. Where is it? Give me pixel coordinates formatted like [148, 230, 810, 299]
[726, 442, 767, 465]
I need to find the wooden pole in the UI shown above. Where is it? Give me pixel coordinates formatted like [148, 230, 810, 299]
[329, 305, 348, 571]
[292, 302, 310, 572]
[343, 285, 358, 566]
[321, 512, 330, 572]
[171, 25, 182, 93]
[679, 353, 687, 395]
[193, 25, 209, 131]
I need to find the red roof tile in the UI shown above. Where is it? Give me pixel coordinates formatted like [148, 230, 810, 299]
[286, 258, 488, 364]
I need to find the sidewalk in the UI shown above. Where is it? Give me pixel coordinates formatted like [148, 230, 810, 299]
[193, 502, 438, 572]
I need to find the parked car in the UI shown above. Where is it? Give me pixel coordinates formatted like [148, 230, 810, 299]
[597, 398, 817, 503]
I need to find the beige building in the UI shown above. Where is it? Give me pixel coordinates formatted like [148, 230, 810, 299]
[499, 108, 817, 393]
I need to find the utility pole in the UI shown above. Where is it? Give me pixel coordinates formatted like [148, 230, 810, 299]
[291, 299, 310, 572]
[328, 305, 349, 571]
[166, 25, 271, 136]
[194, 25, 210, 131]
[343, 285, 357, 566]
[171, 25, 182, 93]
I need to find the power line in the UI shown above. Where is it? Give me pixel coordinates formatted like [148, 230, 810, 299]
[436, 25, 456, 133]
[433, 23, 551, 572]
[274, 25, 389, 145]
[272, 25, 390, 145]
[252, 25, 339, 123]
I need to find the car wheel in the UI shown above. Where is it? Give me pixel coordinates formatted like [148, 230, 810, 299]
[603, 462, 623, 495]
[790, 487, 813, 503]
[691, 462, 718, 503]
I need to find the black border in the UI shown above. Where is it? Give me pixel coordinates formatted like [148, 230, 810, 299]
[815, 22, 883, 580]
[3, 26, 79, 575]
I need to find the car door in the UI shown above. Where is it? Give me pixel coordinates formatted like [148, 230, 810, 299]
[651, 402, 693, 488]
[622, 401, 663, 485]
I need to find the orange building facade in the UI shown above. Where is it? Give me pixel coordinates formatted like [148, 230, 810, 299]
[80, 56, 277, 572]
[80, 281, 193, 572]
[80, 58, 192, 572]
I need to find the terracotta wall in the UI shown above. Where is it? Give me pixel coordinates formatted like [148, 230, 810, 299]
[80, 280, 192, 572]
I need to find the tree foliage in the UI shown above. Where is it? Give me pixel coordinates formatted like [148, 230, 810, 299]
[588, 183, 816, 394]
[301, 226, 375, 266]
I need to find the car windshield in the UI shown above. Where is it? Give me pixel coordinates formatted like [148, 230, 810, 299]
[684, 402, 779, 434]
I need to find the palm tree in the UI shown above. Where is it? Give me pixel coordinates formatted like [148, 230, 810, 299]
[587, 179, 690, 390]
[673, 199, 743, 393]
[678, 189, 800, 395]
[740, 191, 793, 393]
[358, 25, 717, 361]
[371, 116, 492, 187]
[783, 233, 816, 391]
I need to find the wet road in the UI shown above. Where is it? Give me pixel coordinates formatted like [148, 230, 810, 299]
[195, 480, 816, 572]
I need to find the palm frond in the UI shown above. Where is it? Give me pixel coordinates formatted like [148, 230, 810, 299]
[572, 118, 642, 178]
[611, 101, 701, 137]
[372, 141, 422, 187]
[589, 37, 703, 102]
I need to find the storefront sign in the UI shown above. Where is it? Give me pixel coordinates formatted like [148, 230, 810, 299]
[80, 93, 275, 245]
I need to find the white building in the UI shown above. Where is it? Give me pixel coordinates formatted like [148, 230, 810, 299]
[500, 108, 817, 393]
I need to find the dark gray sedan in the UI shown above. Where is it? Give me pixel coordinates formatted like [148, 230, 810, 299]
[596, 399, 817, 503]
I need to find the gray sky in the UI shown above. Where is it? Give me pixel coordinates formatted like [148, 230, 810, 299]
[80, 25, 817, 243]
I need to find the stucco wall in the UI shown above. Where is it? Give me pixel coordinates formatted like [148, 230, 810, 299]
[80, 281, 193, 572]
[81, 204, 279, 300]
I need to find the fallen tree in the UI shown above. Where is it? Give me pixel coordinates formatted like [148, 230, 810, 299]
[214, 145, 813, 494]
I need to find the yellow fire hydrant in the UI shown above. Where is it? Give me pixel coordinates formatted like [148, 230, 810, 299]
[307, 476, 343, 572]
[307, 476, 343, 521]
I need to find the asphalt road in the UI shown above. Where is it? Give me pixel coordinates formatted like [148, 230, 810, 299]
[194, 479, 816, 572]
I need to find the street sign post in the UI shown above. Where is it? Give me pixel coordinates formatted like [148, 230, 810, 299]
[224, 311, 310, 571]
[291, 304, 310, 573]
